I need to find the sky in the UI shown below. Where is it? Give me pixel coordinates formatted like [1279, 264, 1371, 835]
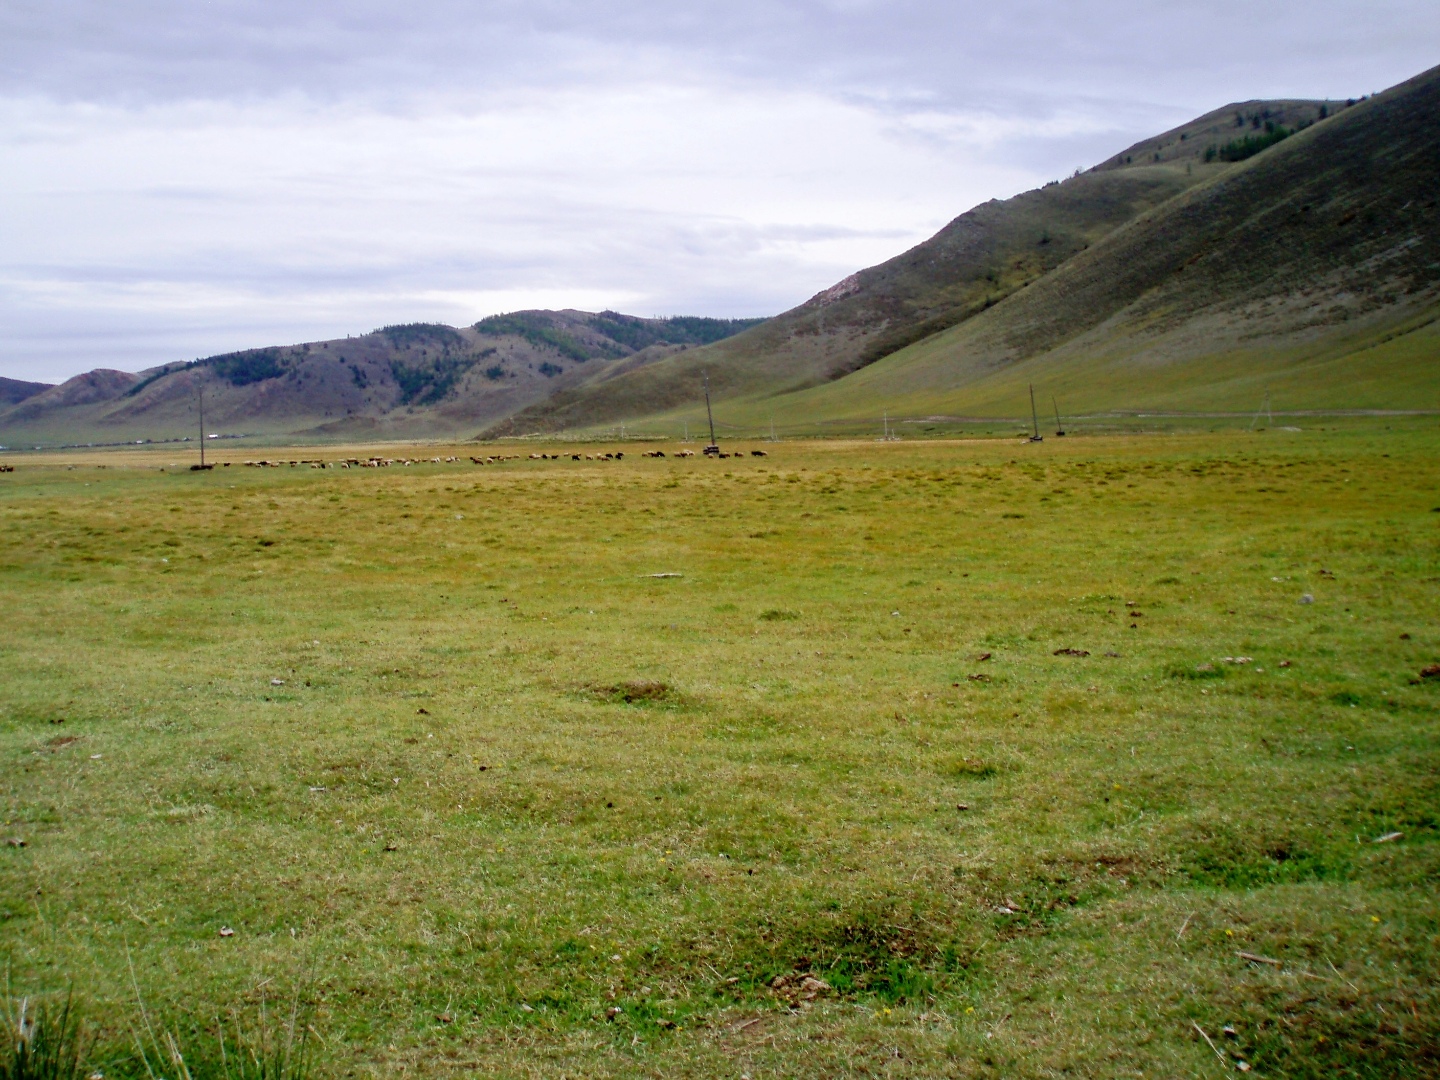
[2, 2, 1435, 384]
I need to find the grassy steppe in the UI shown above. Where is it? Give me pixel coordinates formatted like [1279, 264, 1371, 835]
[1, 424, 1437, 1077]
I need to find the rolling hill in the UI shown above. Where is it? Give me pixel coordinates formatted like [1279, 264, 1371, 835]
[733, 63, 1440, 428]
[484, 97, 1346, 436]
[0, 312, 763, 446]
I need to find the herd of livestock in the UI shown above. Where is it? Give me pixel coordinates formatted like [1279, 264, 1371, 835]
[231, 449, 770, 469]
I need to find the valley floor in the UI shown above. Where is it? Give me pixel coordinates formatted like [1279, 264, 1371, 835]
[1, 423, 1437, 1077]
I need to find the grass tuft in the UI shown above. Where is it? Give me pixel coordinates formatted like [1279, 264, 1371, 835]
[0, 994, 87, 1080]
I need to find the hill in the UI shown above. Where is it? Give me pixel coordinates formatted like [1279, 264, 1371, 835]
[484, 98, 1342, 436]
[0, 377, 52, 408]
[737, 64, 1440, 427]
[0, 312, 763, 446]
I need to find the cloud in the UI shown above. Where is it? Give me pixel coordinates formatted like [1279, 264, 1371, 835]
[1, 0, 1436, 382]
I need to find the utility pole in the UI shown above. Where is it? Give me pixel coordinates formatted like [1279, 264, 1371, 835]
[703, 371, 720, 456]
[1249, 390, 1272, 430]
[190, 382, 213, 470]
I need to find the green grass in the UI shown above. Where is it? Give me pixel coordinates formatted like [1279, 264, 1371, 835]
[1, 423, 1438, 1077]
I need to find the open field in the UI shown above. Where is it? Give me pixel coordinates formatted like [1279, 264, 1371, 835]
[1, 422, 1438, 1077]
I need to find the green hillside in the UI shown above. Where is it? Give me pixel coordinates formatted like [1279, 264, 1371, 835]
[485, 98, 1343, 436]
[738, 64, 1440, 428]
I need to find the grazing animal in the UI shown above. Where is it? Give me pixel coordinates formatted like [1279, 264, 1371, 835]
[751, 450, 768, 457]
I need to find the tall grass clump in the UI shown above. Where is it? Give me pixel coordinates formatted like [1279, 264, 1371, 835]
[132, 993, 313, 1080]
[0, 993, 88, 1080]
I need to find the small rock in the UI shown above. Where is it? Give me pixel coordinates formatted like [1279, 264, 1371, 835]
[957, 803, 969, 811]
[1222, 1025, 1238, 1037]
[435, 1013, 452, 1024]
[219, 926, 235, 937]
[605, 1007, 622, 1020]
[270, 678, 285, 686]
[1299, 594, 1314, 605]
[1420, 664, 1440, 680]
[417, 707, 430, 715]
[967, 673, 990, 682]
[1236, 1062, 1251, 1072]
[519, 1003, 534, 1012]
[656, 1018, 677, 1029]
[798, 976, 831, 999]
[6, 838, 25, 848]
[976, 652, 992, 662]
[1279, 660, 1292, 668]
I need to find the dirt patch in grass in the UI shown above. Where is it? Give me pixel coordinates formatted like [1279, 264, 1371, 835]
[1176, 824, 1354, 888]
[938, 756, 1001, 780]
[587, 680, 684, 705]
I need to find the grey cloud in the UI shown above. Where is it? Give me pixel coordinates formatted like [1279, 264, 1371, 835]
[5, 1, 1435, 108]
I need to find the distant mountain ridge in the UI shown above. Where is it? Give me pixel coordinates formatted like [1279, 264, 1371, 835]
[0, 377, 52, 407]
[0, 311, 763, 444]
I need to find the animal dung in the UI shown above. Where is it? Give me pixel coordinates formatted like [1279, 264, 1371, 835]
[1053, 648, 1090, 657]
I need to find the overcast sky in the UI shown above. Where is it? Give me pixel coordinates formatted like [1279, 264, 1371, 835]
[2, 2, 1434, 383]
